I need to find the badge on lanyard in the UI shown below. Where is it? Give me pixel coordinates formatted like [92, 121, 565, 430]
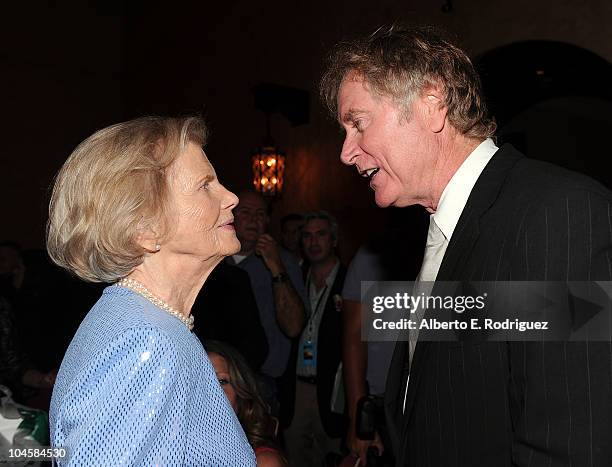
[302, 279, 326, 368]
[301, 340, 316, 366]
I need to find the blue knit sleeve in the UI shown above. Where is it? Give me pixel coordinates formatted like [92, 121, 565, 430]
[55, 327, 189, 466]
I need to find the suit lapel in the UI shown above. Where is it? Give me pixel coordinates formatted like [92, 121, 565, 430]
[399, 144, 524, 431]
[318, 265, 346, 333]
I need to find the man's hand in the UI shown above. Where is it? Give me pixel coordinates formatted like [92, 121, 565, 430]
[255, 234, 284, 276]
[347, 428, 384, 466]
[257, 233, 306, 337]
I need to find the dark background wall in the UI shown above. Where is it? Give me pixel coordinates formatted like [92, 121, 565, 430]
[2, 1, 611, 262]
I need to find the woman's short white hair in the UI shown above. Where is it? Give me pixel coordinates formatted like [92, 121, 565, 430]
[46, 116, 207, 283]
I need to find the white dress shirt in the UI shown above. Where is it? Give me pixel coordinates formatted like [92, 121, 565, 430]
[402, 137, 498, 412]
[432, 138, 499, 241]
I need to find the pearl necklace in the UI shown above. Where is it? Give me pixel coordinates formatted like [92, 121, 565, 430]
[117, 278, 194, 331]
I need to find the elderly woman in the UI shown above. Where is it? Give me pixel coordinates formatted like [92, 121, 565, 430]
[46, 116, 256, 465]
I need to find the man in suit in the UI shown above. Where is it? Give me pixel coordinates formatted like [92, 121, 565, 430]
[191, 261, 268, 371]
[284, 211, 347, 467]
[231, 189, 306, 415]
[320, 25, 611, 466]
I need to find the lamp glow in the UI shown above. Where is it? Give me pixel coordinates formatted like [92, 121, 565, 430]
[252, 146, 285, 196]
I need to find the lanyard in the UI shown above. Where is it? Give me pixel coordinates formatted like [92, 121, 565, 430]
[306, 279, 328, 340]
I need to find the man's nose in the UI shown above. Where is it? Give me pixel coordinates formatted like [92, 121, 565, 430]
[340, 134, 358, 166]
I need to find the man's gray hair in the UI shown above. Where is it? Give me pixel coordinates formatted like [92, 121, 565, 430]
[303, 210, 339, 241]
[320, 24, 496, 139]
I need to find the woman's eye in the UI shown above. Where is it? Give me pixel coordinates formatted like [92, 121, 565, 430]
[218, 378, 230, 386]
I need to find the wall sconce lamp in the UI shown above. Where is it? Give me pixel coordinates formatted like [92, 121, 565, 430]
[252, 144, 285, 196]
[251, 83, 309, 198]
[252, 110, 285, 197]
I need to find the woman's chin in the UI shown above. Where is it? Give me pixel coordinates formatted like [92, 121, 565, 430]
[226, 237, 241, 256]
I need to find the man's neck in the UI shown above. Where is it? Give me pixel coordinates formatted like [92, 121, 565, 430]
[425, 135, 484, 214]
[310, 256, 338, 290]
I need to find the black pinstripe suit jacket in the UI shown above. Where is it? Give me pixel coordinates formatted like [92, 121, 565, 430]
[384, 144, 612, 466]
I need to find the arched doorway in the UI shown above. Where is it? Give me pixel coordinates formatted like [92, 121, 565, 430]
[476, 40, 612, 187]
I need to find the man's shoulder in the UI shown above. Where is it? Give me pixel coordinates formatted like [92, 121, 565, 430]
[334, 263, 348, 284]
[234, 253, 267, 274]
[496, 146, 612, 206]
[517, 158, 609, 194]
[216, 260, 252, 284]
[279, 246, 300, 266]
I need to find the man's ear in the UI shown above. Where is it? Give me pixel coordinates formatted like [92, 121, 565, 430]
[420, 84, 447, 133]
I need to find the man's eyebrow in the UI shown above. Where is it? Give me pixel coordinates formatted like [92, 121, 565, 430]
[339, 108, 366, 124]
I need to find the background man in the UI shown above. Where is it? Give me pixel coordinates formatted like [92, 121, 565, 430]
[284, 211, 346, 467]
[280, 213, 305, 268]
[191, 261, 268, 371]
[321, 25, 611, 466]
[232, 190, 306, 413]
[341, 208, 427, 466]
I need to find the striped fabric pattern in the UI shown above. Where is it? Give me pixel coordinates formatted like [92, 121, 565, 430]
[385, 145, 612, 467]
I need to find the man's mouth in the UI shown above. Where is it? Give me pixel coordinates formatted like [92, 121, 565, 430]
[358, 166, 380, 180]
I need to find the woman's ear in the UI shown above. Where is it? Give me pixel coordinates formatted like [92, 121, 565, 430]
[135, 223, 161, 253]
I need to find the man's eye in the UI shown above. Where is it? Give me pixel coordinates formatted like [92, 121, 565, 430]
[353, 120, 363, 132]
[200, 182, 210, 190]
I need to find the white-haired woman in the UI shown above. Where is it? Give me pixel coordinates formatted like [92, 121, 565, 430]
[46, 116, 255, 466]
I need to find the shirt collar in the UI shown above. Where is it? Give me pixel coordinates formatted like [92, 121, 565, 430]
[433, 138, 498, 240]
[307, 259, 340, 291]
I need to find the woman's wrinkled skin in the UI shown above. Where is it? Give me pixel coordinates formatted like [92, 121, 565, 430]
[127, 142, 239, 318]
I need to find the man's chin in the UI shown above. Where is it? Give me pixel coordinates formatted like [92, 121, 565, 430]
[374, 189, 414, 209]
[374, 191, 394, 208]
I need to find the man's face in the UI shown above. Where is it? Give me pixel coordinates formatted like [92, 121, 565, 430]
[281, 219, 303, 254]
[302, 218, 335, 264]
[337, 75, 438, 208]
[233, 191, 267, 246]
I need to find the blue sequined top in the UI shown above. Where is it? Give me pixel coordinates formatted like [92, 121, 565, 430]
[50, 285, 256, 466]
